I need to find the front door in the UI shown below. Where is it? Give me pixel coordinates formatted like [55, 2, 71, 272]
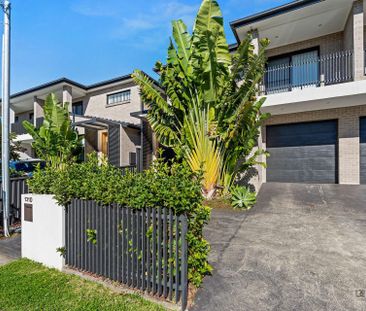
[101, 132, 108, 156]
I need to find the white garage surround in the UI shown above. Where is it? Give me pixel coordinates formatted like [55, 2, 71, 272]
[21, 194, 65, 270]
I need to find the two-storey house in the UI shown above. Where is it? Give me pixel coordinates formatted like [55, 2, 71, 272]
[10, 73, 157, 170]
[230, 0, 366, 189]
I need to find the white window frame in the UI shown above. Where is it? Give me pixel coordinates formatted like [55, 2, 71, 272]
[107, 89, 131, 106]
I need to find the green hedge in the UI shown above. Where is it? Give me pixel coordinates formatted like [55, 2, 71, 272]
[28, 154, 212, 287]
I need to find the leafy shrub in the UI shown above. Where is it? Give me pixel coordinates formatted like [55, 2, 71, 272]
[230, 186, 257, 209]
[23, 93, 82, 170]
[28, 153, 211, 287]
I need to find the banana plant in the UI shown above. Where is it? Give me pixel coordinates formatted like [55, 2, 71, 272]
[133, 0, 269, 198]
[23, 93, 82, 170]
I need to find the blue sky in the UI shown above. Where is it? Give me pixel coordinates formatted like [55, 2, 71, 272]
[8, 0, 288, 93]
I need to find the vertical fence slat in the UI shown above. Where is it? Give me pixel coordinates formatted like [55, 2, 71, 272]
[181, 215, 188, 311]
[116, 205, 122, 282]
[152, 207, 157, 295]
[163, 207, 168, 298]
[122, 206, 126, 284]
[85, 201, 90, 273]
[169, 209, 174, 301]
[79, 200, 84, 271]
[73, 199, 77, 268]
[102, 203, 105, 276]
[141, 208, 146, 291]
[147, 207, 151, 293]
[132, 210, 136, 288]
[96, 201, 101, 275]
[158, 207, 162, 296]
[109, 205, 113, 280]
[127, 207, 131, 286]
[137, 209, 141, 289]
[175, 216, 180, 304]
[111, 204, 116, 281]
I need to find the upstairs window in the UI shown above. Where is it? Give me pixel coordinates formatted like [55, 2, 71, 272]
[72, 101, 83, 115]
[266, 48, 319, 94]
[107, 90, 131, 105]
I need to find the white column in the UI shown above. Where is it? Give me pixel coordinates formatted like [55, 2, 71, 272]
[251, 29, 266, 189]
[62, 85, 73, 113]
[353, 0, 364, 80]
[9, 107, 15, 124]
[33, 96, 44, 126]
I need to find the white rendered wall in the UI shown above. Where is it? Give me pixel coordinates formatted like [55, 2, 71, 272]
[21, 194, 65, 270]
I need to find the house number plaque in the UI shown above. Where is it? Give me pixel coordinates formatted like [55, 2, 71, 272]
[24, 196, 33, 222]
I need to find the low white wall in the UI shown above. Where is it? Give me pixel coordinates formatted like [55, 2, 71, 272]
[21, 194, 65, 270]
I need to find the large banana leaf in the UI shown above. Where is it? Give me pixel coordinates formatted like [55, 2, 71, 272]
[133, 0, 269, 197]
[185, 108, 221, 196]
[22, 93, 82, 169]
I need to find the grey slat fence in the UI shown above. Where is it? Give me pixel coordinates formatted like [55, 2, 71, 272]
[65, 199, 188, 310]
[0, 177, 29, 225]
[118, 165, 137, 174]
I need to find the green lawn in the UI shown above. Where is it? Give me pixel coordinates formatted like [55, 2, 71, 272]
[0, 259, 166, 311]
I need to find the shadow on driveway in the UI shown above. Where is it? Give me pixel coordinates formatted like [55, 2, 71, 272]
[192, 183, 366, 311]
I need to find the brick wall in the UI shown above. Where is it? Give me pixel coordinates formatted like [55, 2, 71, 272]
[266, 32, 344, 58]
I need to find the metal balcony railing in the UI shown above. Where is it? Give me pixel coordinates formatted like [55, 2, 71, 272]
[11, 117, 44, 135]
[10, 122, 27, 135]
[259, 50, 353, 95]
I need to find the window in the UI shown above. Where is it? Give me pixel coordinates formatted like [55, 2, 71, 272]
[107, 90, 131, 105]
[266, 48, 319, 93]
[72, 101, 83, 115]
[129, 152, 137, 166]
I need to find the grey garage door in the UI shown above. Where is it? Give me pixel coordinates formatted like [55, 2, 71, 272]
[360, 117, 366, 184]
[266, 120, 338, 183]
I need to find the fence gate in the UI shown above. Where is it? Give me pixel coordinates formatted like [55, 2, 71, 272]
[65, 199, 188, 310]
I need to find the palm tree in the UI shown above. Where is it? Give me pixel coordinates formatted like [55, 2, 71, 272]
[133, 0, 269, 198]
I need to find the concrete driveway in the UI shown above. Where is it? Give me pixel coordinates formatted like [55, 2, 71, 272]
[0, 235, 21, 266]
[192, 183, 366, 311]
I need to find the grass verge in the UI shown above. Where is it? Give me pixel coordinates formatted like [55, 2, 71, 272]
[0, 259, 166, 311]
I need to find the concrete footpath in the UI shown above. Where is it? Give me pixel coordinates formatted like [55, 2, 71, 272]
[0, 234, 21, 266]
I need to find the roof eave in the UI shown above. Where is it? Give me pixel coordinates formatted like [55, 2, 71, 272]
[230, 0, 324, 43]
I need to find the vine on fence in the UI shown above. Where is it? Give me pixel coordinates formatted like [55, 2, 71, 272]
[29, 153, 211, 287]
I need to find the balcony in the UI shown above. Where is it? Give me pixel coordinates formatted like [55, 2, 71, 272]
[259, 50, 353, 96]
[11, 117, 44, 136]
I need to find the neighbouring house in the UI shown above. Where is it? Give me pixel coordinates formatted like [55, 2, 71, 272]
[9, 73, 159, 170]
[230, 0, 366, 189]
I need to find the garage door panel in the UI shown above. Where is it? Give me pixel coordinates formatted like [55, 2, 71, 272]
[267, 169, 337, 184]
[267, 121, 337, 148]
[268, 145, 336, 159]
[360, 117, 366, 184]
[267, 155, 336, 171]
[266, 120, 337, 184]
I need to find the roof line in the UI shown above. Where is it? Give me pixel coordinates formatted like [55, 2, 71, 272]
[230, 0, 324, 43]
[10, 78, 86, 99]
[10, 71, 161, 99]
